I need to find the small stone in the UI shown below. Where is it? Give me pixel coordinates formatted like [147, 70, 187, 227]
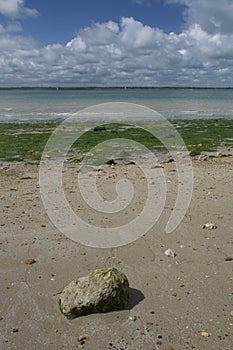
[59, 268, 130, 319]
[167, 347, 174, 350]
[78, 335, 88, 342]
[230, 311, 233, 317]
[24, 258, 36, 265]
[128, 316, 137, 321]
[201, 331, 209, 337]
[105, 159, 116, 165]
[202, 222, 217, 230]
[198, 155, 208, 161]
[165, 249, 176, 257]
[225, 257, 233, 261]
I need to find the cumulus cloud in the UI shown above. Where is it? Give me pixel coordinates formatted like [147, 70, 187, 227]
[167, 0, 233, 34]
[0, 0, 38, 18]
[0, 21, 22, 35]
[0, 0, 233, 86]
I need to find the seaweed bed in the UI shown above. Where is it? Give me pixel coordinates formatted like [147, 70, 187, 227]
[0, 119, 232, 162]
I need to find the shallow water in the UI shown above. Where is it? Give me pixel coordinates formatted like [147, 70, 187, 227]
[0, 88, 233, 122]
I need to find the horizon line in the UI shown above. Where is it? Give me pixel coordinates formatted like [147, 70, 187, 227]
[1, 86, 233, 90]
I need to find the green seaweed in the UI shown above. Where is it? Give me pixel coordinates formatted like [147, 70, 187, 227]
[0, 119, 232, 162]
[177, 119, 233, 156]
[0, 122, 56, 162]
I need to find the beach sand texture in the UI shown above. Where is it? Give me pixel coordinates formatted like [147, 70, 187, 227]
[0, 157, 233, 349]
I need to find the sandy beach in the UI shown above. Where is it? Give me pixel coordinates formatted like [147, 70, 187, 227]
[0, 156, 233, 350]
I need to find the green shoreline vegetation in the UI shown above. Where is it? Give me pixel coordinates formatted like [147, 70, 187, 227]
[0, 119, 232, 162]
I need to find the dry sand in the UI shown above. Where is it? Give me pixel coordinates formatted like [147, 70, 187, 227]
[0, 157, 233, 350]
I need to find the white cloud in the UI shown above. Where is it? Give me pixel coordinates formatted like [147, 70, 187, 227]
[0, 6, 233, 86]
[6, 22, 23, 32]
[66, 36, 87, 52]
[121, 17, 164, 49]
[0, 21, 22, 34]
[0, 0, 37, 18]
[167, 0, 233, 34]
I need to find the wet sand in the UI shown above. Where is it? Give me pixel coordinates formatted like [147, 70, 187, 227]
[0, 157, 233, 350]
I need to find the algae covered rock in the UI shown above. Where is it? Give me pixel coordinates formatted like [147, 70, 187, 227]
[59, 268, 130, 318]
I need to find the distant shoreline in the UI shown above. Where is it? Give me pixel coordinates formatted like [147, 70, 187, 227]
[1, 86, 233, 91]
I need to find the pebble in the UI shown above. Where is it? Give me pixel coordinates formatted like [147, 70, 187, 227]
[24, 258, 36, 265]
[202, 222, 217, 230]
[198, 155, 208, 161]
[201, 331, 209, 337]
[78, 335, 88, 342]
[225, 257, 233, 261]
[128, 316, 137, 321]
[77, 335, 89, 348]
[165, 249, 176, 257]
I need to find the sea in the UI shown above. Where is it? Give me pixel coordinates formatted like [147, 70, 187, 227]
[0, 88, 233, 123]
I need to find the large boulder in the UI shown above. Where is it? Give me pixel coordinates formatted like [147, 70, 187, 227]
[59, 268, 130, 318]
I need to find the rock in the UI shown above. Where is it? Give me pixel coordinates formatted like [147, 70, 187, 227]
[105, 159, 116, 165]
[165, 249, 176, 257]
[24, 258, 36, 265]
[128, 315, 137, 321]
[201, 331, 210, 337]
[12, 328, 19, 333]
[202, 222, 217, 230]
[93, 126, 106, 132]
[198, 154, 208, 161]
[78, 335, 88, 342]
[59, 268, 130, 319]
[225, 257, 233, 261]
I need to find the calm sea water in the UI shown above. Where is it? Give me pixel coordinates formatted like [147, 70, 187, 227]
[0, 88, 233, 122]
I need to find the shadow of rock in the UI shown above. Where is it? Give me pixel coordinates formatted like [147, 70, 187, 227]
[128, 288, 145, 310]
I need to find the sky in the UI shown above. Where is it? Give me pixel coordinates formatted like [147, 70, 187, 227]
[0, 0, 233, 87]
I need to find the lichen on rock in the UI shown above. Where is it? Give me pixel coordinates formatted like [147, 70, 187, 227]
[59, 268, 130, 318]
